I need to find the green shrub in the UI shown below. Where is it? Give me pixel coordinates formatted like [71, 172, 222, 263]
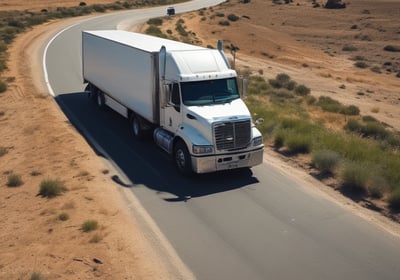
[38, 179, 67, 198]
[227, 14, 239, 22]
[383, 45, 400, 52]
[81, 220, 98, 232]
[273, 131, 285, 148]
[295, 84, 310, 96]
[354, 61, 369, 69]
[285, 134, 312, 154]
[342, 45, 358, 51]
[145, 25, 166, 38]
[316, 96, 359, 115]
[147, 18, 163, 26]
[58, 212, 69, 221]
[345, 119, 388, 139]
[7, 173, 23, 187]
[92, 4, 106, 12]
[388, 189, 400, 211]
[219, 20, 230, 26]
[341, 105, 360, 115]
[312, 149, 340, 174]
[0, 146, 7, 157]
[340, 162, 369, 193]
[30, 272, 45, 280]
[366, 175, 388, 199]
[0, 80, 8, 93]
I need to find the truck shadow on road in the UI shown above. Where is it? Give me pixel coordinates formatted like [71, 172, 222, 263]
[56, 92, 259, 201]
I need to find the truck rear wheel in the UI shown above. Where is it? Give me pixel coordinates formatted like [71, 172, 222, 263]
[129, 114, 144, 139]
[96, 91, 105, 108]
[174, 141, 192, 175]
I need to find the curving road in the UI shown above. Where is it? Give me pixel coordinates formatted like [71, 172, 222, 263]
[44, 1, 400, 279]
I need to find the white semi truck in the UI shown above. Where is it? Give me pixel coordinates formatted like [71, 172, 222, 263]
[82, 30, 264, 174]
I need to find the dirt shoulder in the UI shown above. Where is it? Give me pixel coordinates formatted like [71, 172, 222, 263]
[0, 17, 189, 280]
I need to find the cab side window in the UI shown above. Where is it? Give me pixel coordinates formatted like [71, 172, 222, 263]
[171, 83, 180, 105]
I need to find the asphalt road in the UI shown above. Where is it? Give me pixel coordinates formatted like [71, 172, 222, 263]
[44, 1, 400, 279]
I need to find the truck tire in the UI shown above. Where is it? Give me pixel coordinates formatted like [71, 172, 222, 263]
[96, 91, 106, 108]
[174, 141, 192, 175]
[129, 114, 144, 139]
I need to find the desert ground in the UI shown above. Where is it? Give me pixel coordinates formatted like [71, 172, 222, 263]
[1, 0, 400, 279]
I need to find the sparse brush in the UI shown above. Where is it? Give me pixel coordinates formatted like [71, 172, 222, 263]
[285, 134, 312, 154]
[388, 189, 400, 211]
[30, 272, 45, 280]
[58, 212, 69, 221]
[90, 233, 103, 243]
[81, 220, 98, 232]
[38, 179, 67, 198]
[0, 146, 7, 157]
[7, 173, 23, 187]
[340, 161, 369, 193]
[312, 149, 340, 174]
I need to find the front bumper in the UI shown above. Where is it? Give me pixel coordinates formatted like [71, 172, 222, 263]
[191, 147, 264, 174]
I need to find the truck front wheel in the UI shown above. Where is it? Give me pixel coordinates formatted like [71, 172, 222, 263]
[174, 141, 192, 175]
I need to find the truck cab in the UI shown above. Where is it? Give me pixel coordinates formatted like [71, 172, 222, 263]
[154, 44, 264, 174]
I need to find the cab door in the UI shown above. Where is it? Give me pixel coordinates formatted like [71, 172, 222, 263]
[161, 82, 182, 133]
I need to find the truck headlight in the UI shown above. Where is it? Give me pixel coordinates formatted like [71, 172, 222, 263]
[252, 136, 263, 147]
[193, 145, 214, 154]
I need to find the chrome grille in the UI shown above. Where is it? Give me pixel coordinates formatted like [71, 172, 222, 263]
[213, 120, 251, 151]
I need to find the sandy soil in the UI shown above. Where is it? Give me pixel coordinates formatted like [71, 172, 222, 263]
[0, 16, 187, 280]
[1, 0, 400, 279]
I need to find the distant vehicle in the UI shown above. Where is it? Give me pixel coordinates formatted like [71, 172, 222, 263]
[82, 30, 264, 175]
[167, 7, 175, 15]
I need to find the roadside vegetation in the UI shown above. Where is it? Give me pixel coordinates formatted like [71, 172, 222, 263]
[245, 73, 400, 211]
[143, 10, 400, 215]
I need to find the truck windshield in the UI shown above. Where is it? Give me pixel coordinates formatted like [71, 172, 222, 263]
[180, 78, 240, 106]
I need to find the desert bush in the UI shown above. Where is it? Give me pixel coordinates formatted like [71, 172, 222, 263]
[0, 146, 7, 157]
[388, 189, 400, 211]
[30, 272, 45, 280]
[312, 149, 340, 174]
[145, 25, 166, 38]
[219, 20, 230, 26]
[383, 45, 400, 52]
[370, 66, 382, 73]
[341, 105, 360, 115]
[345, 119, 388, 140]
[215, 12, 225, 17]
[342, 45, 358, 51]
[285, 134, 312, 154]
[227, 14, 240, 21]
[147, 18, 163, 26]
[81, 219, 98, 232]
[90, 233, 103, 243]
[294, 84, 310, 96]
[7, 173, 23, 187]
[269, 73, 294, 89]
[354, 61, 369, 69]
[92, 4, 106, 12]
[38, 179, 67, 198]
[273, 131, 285, 148]
[175, 20, 188, 36]
[79, 2, 87, 6]
[316, 96, 359, 115]
[58, 212, 69, 221]
[366, 175, 389, 199]
[305, 95, 316, 105]
[340, 161, 369, 193]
